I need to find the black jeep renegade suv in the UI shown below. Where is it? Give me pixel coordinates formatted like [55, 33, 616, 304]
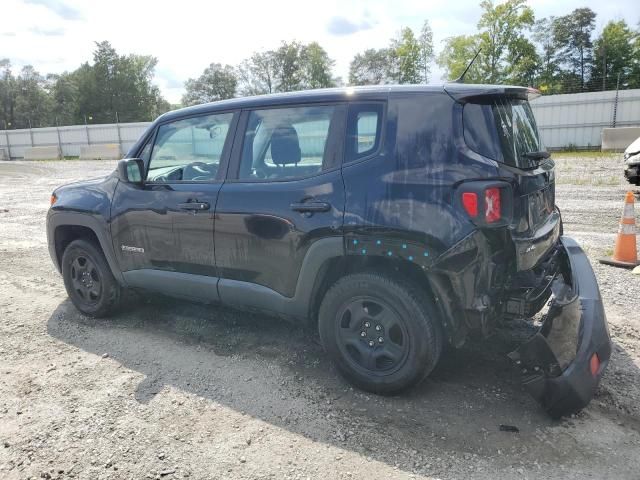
[47, 84, 611, 417]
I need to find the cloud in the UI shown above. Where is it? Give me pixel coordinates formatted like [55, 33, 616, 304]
[156, 68, 184, 89]
[24, 0, 82, 20]
[326, 16, 374, 36]
[29, 26, 65, 36]
[1, 32, 17, 37]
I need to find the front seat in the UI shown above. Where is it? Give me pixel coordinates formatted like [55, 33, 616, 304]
[270, 125, 301, 168]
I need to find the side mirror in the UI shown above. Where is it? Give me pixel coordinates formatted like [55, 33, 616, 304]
[117, 158, 145, 185]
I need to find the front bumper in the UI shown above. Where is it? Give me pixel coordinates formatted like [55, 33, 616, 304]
[508, 236, 611, 418]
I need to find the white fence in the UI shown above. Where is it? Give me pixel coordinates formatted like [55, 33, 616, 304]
[1, 88, 640, 158]
[531, 88, 640, 150]
[0, 122, 150, 159]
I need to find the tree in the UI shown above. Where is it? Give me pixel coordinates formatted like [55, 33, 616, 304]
[272, 41, 306, 92]
[301, 42, 336, 89]
[13, 65, 52, 128]
[533, 17, 561, 93]
[476, 0, 535, 83]
[438, 0, 535, 84]
[392, 27, 422, 83]
[437, 35, 484, 82]
[591, 20, 636, 90]
[182, 63, 237, 106]
[552, 8, 596, 92]
[0, 59, 17, 128]
[348, 48, 394, 85]
[418, 20, 435, 83]
[75, 41, 170, 122]
[49, 72, 79, 125]
[237, 51, 277, 96]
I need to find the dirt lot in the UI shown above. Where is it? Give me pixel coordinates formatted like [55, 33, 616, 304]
[1, 155, 639, 480]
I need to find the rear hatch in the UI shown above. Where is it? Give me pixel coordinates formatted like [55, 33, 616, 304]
[450, 85, 560, 270]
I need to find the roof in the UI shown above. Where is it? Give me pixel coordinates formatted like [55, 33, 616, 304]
[157, 83, 534, 123]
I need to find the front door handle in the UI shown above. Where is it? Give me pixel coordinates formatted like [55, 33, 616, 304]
[178, 202, 210, 211]
[290, 201, 331, 213]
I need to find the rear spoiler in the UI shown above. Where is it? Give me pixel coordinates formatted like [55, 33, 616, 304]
[443, 84, 541, 103]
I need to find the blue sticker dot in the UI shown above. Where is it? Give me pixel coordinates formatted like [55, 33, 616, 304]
[361, 249, 367, 254]
[387, 251, 393, 256]
[423, 251, 429, 257]
[352, 239, 358, 245]
[376, 240, 382, 245]
[408, 255, 414, 261]
[402, 243, 407, 249]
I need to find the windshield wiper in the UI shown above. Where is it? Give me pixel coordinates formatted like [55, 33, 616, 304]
[522, 150, 550, 160]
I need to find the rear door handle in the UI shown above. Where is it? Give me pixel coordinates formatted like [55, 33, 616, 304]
[178, 202, 210, 211]
[290, 201, 331, 213]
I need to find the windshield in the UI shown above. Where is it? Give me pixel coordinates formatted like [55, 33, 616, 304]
[463, 97, 545, 169]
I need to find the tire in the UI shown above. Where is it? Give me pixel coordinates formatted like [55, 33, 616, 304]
[318, 271, 443, 394]
[61, 239, 121, 318]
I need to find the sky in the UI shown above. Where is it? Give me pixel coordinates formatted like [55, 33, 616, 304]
[1, 0, 639, 104]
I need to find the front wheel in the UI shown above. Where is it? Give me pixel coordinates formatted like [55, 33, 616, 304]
[61, 239, 121, 317]
[318, 272, 442, 394]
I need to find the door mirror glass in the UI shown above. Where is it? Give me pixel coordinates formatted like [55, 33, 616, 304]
[117, 158, 144, 185]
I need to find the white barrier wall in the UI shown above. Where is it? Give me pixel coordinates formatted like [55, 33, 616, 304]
[1, 89, 640, 158]
[530, 89, 640, 150]
[0, 122, 150, 159]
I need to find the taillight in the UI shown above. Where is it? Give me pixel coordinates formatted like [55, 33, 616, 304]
[462, 192, 478, 217]
[485, 187, 501, 223]
[457, 181, 511, 227]
[50, 193, 57, 206]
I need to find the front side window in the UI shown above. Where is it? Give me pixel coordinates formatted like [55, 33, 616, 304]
[238, 105, 338, 181]
[147, 112, 234, 182]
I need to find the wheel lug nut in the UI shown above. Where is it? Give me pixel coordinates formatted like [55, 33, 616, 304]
[375, 325, 382, 331]
[364, 321, 371, 328]
[368, 340, 375, 347]
[360, 331, 367, 337]
[378, 337, 384, 344]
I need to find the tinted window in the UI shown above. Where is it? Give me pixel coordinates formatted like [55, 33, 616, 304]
[147, 112, 234, 182]
[345, 104, 383, 162]
[238, 105, 338, 181]
[464, 98, 544, 169]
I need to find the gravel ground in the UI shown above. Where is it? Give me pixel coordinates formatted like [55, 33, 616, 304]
[0, 155, 639, 480]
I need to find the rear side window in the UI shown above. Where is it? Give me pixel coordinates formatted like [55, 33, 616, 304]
[463, 98, 544, 169]
[237, 105, 340, 181]
[345, 103, 383, 163]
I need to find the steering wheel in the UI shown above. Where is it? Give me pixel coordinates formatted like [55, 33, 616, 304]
[183, 162, 215, 181]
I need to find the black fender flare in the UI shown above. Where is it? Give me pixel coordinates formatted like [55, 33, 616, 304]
[47, 212, 125, 285]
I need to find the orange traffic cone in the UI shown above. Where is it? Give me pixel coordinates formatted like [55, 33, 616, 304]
[599, 191, 639, 268]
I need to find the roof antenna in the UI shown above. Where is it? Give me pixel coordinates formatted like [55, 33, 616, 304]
[451, 49, 482, 84]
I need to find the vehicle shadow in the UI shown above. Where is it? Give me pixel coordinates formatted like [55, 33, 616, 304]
[46, 296, 640, 474]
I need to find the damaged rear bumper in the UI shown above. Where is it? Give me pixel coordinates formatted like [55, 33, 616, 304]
[508, 236, 612, 418]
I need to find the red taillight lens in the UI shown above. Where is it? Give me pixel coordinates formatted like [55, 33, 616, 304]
[462, 192, 478, 217]
[484, 187, 501, 223]
[590, 353, 600, 377]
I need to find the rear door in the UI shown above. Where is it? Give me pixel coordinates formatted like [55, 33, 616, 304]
[214, 103, 346, 301]
[110, 110, 238, 298]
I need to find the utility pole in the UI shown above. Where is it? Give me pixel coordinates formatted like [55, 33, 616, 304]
[612, 72, 621, 128]
[55, 117, 62, 156]
[115, 111, 122, 154]
[3, 120, 11, 160]
[602, 42, 606, 91]
[28, 119, 34, 147]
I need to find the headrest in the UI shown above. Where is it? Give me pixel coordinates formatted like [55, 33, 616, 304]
[270, 125, 301, 165]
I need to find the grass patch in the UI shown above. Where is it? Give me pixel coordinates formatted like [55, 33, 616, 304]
[551, 150, 619, 159]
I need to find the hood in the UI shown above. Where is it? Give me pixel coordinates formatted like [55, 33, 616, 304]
[625, 136, 640, 155]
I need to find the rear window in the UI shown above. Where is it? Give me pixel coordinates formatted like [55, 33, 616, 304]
[463, 98, 544, 169]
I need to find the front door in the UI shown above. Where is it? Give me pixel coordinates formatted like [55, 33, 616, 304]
[214, 104, 346, 299]
[110, 111, 238, 299]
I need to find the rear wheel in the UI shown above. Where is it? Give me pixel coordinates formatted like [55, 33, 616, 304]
[62, 239, 121, 317]
[318, 272, 442, 394]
